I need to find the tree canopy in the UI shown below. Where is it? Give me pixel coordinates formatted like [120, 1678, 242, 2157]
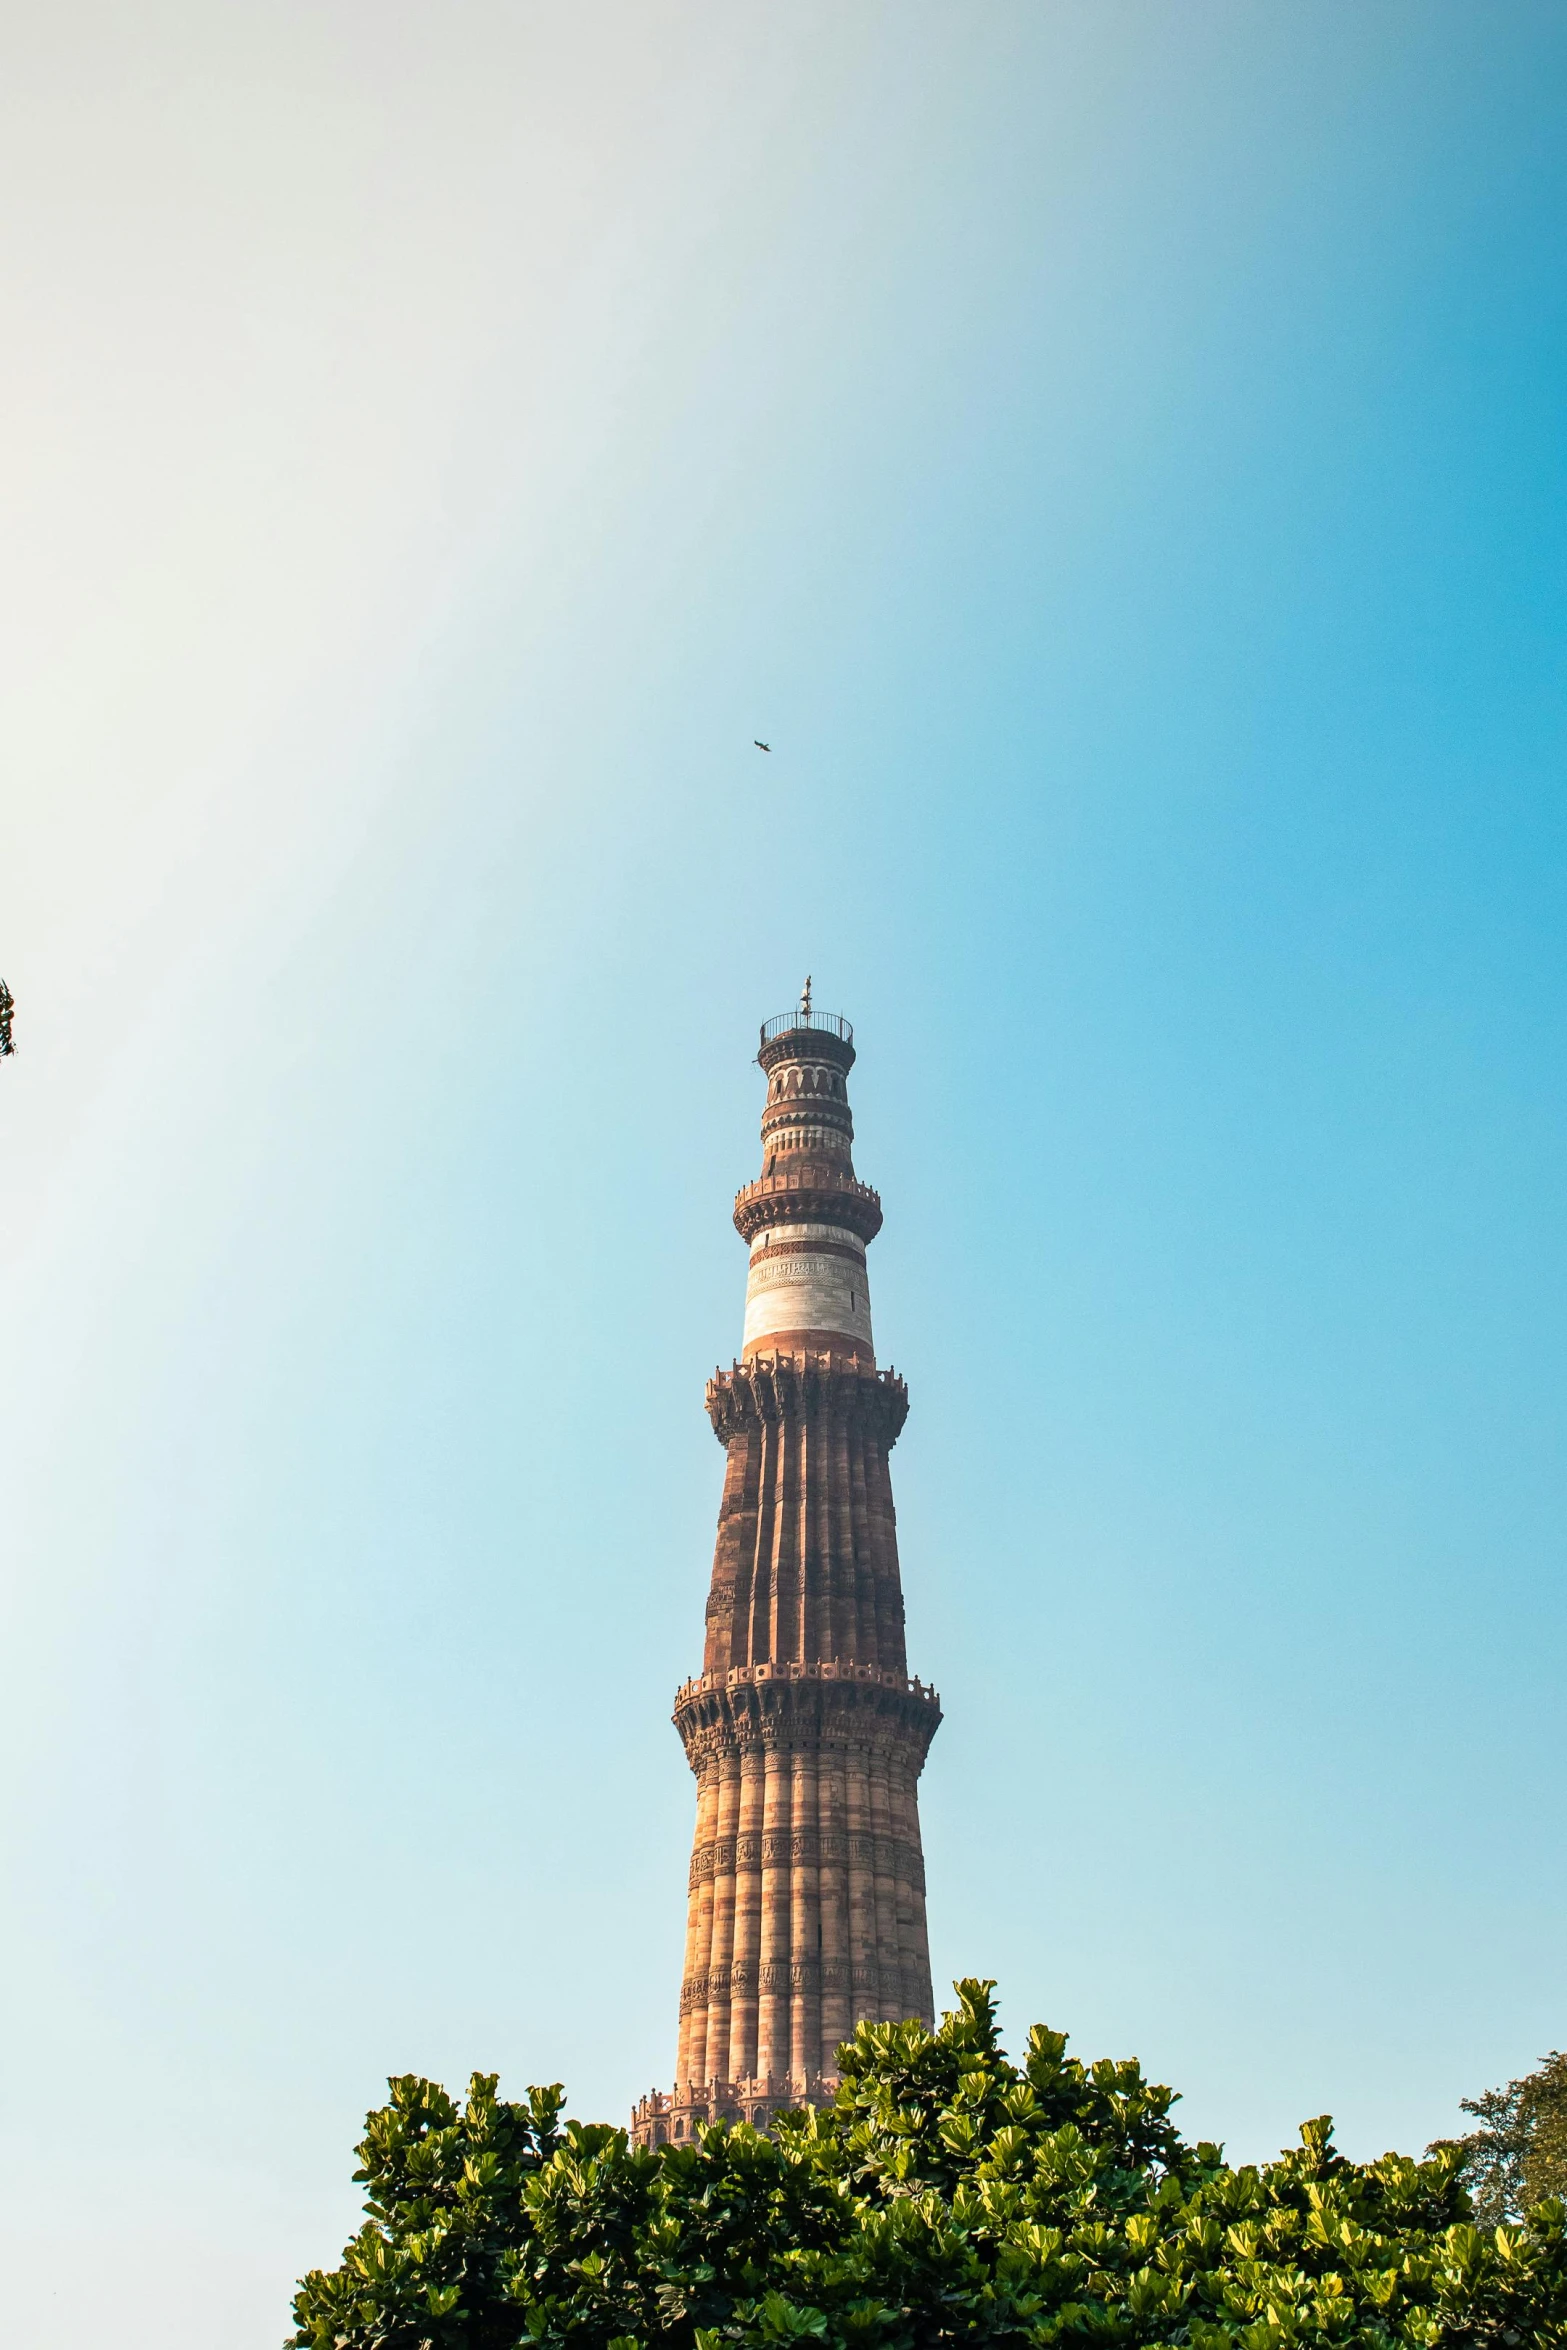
[291, 1983, 1567, 2350]
[1436, 2053, 1567, 2228]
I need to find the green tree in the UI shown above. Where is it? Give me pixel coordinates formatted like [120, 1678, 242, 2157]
[291, 1983, 1567, 2350]
[1436, 2053, 1567, 2225]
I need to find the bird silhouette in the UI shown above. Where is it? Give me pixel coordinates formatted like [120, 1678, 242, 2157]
[754, 740, 771, 752]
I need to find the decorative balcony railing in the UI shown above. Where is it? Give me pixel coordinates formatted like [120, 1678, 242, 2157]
[759, 1009, 853, 1048]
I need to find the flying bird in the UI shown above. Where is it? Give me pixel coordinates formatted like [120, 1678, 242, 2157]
[754, 740, 771, 752]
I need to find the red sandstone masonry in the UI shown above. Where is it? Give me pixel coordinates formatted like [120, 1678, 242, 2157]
[632, 1016, 941, 2148]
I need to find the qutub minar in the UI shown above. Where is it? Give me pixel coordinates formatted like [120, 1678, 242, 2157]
[632, 987, 940, 2146]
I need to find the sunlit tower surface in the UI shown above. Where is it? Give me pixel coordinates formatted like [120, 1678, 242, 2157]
[632, 1001, 940, 2143]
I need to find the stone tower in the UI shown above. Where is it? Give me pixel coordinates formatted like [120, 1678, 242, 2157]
[632, 1000, 940, 2145]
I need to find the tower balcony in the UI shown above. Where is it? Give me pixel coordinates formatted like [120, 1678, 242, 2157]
[757, 1011, 856, 1078]
[670, 1656, 943, 1770]
[631, 2072, 840, 2147]
[706, 1350, 907, 1444]
[674, 1656, 940, 1707]
[733, 1169, 883, 1245]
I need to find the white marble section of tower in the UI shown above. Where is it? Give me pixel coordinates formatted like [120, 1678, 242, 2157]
[743, 1221, 872, 1352]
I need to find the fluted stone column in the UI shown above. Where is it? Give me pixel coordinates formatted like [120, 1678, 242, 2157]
[703, 1750, 740, 2087]
[869, 1749, 898, 2012]
[678, 1763, 719, 2085]
[816, 1741, 850, 2065]
[632, 1007, 942, 2147]
[727, 1746, 764, 2081]
[789, 1744, 820, 2084]
[758, 1748, 790, 2079]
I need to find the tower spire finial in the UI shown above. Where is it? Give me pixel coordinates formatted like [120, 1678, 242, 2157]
[800, 973, 812, 1018]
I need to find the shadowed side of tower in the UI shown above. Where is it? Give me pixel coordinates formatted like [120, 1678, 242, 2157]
[633, 1006, 941, 2145]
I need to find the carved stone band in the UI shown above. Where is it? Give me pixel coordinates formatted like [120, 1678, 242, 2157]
[689, 1830, 927, 1893]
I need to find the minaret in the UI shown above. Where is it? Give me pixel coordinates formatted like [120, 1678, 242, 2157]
[632, 997, 941, 2144]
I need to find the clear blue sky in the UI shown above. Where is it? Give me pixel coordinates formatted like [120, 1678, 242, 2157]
[3, 5, 1566, 2342]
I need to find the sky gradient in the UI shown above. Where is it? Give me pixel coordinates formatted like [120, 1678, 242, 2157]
[4, 6, 1567, 2344]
